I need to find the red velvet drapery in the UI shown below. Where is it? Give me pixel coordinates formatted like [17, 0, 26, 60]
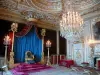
[15, 21, 42, 39]
[8, 31, 13, 61]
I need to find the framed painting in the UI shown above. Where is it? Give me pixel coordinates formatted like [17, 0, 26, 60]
[92, 17, 100, 42]
[93, 21, 100, 40]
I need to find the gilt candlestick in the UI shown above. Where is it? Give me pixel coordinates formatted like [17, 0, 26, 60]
[3, 35, 11, 71]
[46, 40, 51, 66]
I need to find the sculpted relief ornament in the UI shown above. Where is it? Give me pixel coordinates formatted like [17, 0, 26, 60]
[95, 44, 100, 56]
[0, 0, 100, 27]
[9, 23, 18, 69]
[40, 29, 46, 64]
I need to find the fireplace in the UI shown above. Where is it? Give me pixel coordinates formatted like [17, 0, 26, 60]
[94, 57, 100, 67]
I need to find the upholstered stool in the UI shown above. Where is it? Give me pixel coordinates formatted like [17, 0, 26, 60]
[81, 62, 89, 67]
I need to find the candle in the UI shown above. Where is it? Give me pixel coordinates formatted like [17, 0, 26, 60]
[46, 40, 51, 47]
[3, 35, 11, 45]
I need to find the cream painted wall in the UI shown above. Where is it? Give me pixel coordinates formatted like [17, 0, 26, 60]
[66, 14, 100, 67]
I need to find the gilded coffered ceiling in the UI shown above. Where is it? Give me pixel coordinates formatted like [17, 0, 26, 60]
[0, 0, 100, 30]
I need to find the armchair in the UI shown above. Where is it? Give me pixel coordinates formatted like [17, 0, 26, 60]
[25, 51, 35, 64]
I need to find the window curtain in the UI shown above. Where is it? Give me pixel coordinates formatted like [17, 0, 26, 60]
[14, 27, 42, 63]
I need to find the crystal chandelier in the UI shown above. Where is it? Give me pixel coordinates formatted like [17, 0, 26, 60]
[60, 0, 83, 40]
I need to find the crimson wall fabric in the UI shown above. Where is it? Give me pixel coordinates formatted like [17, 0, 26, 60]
[8, 32, 13, 61]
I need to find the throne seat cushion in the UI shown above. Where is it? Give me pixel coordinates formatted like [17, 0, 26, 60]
[28, 60, 35, 64]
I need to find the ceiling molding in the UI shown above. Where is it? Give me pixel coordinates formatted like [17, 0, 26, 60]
[0, 8, 26, 23]
[81, 3, 100, 16]
[82, 5, 100, 21]
[0, 8, 58, 30]
[0, 0, 100, 31]
[35, 20, 59, 31]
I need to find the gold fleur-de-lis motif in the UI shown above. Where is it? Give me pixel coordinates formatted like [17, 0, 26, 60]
[11, 23, 18, 32]
[41, 29, 46, 36]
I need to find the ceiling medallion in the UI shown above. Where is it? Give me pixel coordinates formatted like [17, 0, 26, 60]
[25, 0, 62, 13]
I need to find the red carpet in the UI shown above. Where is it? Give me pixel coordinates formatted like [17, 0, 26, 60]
[11, 63, 52, 75]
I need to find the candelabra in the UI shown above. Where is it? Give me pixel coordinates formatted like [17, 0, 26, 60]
[3, 35, 11, 71]
[46, 40, 51, 66]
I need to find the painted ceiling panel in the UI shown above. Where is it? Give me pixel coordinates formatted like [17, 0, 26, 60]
[0, 0, 100, 27]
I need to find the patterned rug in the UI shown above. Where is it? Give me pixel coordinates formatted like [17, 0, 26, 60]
[3, 65, 100, 75]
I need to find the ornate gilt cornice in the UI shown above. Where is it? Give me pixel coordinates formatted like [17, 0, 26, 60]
[0, 8, 26, 23]
[36, 20, 59, 31]
[81, 3, 100, 20]
[81, 3, 100, 16]
[0, 0, 100, 31]
[0, 8, 58, 30]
